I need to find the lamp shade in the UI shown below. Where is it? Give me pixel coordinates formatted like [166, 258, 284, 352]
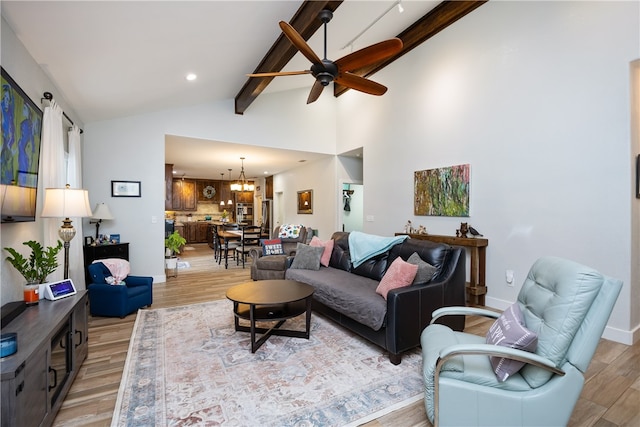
[41, 186, 93, 218]
[1, 184, 36, 217]
[92, 203, 114, 220]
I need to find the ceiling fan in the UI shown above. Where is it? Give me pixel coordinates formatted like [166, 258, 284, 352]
[248, 9, 403, 104]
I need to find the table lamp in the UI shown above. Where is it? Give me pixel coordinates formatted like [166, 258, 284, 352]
[90, 203, 114, 239]
[41, 184, 93, 279]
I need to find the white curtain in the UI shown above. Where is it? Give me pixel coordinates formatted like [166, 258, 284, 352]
[39, 100, 65, 283]
[67, 125, 86, 286]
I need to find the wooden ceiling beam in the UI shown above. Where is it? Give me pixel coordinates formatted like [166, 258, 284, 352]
[234, 0, 343, 115]
[334, 0, 487, 97]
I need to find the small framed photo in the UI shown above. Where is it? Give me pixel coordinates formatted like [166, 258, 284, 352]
[112, 180, 141, 197]
[297, 189, 313, 214]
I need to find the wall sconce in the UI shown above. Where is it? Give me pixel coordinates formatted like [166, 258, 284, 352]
[90, 203, 114, 239]
[41, 184, 93, 279]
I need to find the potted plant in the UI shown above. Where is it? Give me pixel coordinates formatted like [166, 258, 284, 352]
[164, 231, 186, 273]
[4, 240, 63, 284]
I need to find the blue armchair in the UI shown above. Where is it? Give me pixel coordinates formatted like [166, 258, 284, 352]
[421, 256, 622, 426]
[87, 262, 153, 318]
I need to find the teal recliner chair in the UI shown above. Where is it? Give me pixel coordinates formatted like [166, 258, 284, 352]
[421, 256, 622, 427]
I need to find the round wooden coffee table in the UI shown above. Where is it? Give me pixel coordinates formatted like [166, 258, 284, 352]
[226, 279, 314, 353]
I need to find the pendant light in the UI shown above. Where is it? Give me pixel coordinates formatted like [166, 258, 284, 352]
[230, 157, 255, 192]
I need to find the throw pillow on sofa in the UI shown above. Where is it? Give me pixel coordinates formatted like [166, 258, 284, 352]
[407, 252, 437, 284]
[261, 238, 284, 256]
[290, 243, 324, 270]
[486, 303, 539, 382]
[309, 236, 334, 267]
[376, 257, 418, 300]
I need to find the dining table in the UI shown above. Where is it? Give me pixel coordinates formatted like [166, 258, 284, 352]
[218, 229, 243, 269]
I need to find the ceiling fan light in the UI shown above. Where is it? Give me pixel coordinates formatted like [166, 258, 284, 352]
[317, 73, 333, 86]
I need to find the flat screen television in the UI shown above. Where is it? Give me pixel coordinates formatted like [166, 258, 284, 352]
[1, 67, 42, 223]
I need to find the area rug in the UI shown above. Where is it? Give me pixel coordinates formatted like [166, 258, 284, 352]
[112, 300, 423, 426]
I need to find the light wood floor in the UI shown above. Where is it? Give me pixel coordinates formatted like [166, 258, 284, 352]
[53, 244, 639, 426]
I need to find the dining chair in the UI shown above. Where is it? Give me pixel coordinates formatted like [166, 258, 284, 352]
[218, 223, 241, 266]
[236, 225, 262, 268]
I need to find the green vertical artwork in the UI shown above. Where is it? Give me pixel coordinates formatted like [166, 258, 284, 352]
[414, 164, 469, 217]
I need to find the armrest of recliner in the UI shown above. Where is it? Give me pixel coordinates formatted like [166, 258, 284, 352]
[125, 275, 153, 288]
[436, 343, 565, 376]
[430, 306, 501, 325]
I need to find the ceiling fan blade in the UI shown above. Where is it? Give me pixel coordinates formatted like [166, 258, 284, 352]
[279, 21, 322, 65]
[334, 73, 387, 96]
[335, 38, 403, 72]
[248, 70, 311, 77]
[306, 81, 325, 104]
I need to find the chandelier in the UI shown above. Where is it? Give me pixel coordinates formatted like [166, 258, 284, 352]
[230, 157, 255, 192]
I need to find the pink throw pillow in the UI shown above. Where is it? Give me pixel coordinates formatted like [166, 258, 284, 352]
[376, 257, 418, 300]
[309, 236, 334, 267]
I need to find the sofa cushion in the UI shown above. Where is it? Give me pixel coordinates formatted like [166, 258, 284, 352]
[255, 254, 289, 271]
[389, 238, 450, 280]
[407, 252, 437, 284]
[376, 257, 418, 300]
[261, 238, 284, 256]
[290, 243, 324, 270]
[329, 245, 351, 272]
[286, 267, 386, 331]
[486, 303, 538, 382]
[352, 252, 390, 281]
[309, 236, 334, 267]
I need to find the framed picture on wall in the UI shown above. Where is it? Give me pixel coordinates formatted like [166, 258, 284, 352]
[297, 189, 312, 214]
[636, 155, 640, 199]
[111, 180, 141, 197]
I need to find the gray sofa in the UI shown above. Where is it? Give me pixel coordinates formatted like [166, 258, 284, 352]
[285, 231, 466, 364]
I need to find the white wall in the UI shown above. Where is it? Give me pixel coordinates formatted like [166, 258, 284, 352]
[272, 156, 337, 240]
[338, 1, 639, 343]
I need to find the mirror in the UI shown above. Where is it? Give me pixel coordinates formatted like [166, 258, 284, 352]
[297, 190, 312, 214]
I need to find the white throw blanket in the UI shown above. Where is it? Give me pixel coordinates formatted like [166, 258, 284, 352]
[348, 231, 408, 268]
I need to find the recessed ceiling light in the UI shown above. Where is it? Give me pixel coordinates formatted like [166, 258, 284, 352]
[264, 171, 269, 175]
[186, 73, 197, 81]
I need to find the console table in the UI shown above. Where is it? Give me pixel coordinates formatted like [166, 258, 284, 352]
[0, 292, 88, 427]
[396, 233, 489, 306]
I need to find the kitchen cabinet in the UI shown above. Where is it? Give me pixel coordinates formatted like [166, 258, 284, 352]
[1, 293, 88, 427]
[165, 164, 173, 210]
[175, 223, 185, 241]
[184, 222, 211, 243]
[196, 180, 220, 203]
[172, 179, 197, 211]
[265, 175, 273, 199]
[235, 190, 254, 204]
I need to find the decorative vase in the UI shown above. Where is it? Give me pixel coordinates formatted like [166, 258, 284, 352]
[24, 283, 39, 305]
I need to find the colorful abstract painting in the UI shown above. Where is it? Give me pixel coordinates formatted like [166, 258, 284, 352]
[414, 164, 470, 217]
[1, 67, 42, 187]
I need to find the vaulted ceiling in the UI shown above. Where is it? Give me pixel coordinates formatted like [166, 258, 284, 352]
[1, 0, 485, 180]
